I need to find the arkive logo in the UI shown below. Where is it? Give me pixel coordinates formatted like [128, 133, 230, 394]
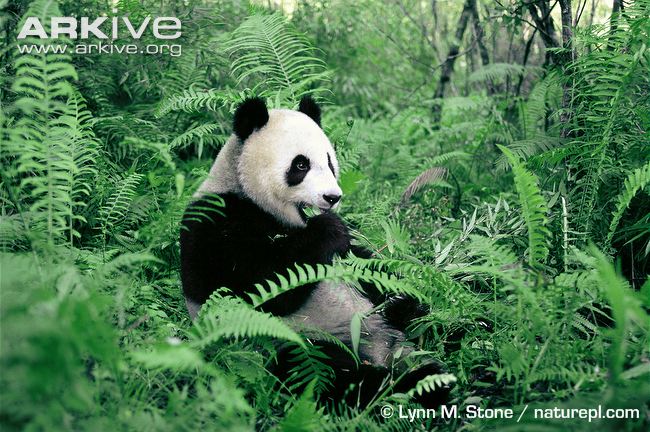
[17, 16, 182, 40]
[16, 16, 183, 57]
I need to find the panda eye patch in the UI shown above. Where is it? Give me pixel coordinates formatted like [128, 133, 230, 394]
[286, 155, 311, 186]
[327, 153, 335, 176]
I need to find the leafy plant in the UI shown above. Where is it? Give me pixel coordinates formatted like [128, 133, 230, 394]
[1, 0, 649, 430]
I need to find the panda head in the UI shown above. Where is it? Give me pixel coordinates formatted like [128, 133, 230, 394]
[233, 96, 342, 228]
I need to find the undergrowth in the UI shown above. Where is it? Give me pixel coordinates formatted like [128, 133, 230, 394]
[1, 0, 648, 431]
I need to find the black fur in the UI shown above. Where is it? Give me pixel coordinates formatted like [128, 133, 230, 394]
[327, 153, 335, 176]
[181, 193, 350, 315]
[286, 155, 311, 186]
[180, 192, 449, 407]
[233, 97, 269, 142]
[298, 95, 321, 126]
[180, 97, 450, 408]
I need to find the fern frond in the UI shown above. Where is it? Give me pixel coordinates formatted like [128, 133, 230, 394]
[225, 13, 329, 100]
[275, 381, 326, 430]
[130, 343, 206, 372]
[170, 123, 223, 150]
[64, 92, 100, 214]
[407, 373, 457, 397]
[568, 19, 648, 240]
[520, 74, 561, 138]
[283, 343, 336, 396]
[606, 160, 650, 246]
[468, 63, 526, 85]
[466, 235, 519, 269]
[346, 257, 476, 307]
[247, 262, 422, 309]
[528, 364, 601, 386]
[155, 89, 228, 117]
[498, 145, 550, 267]
[591, 246, 649, 384]
[496, 134, 559, 171]
[5, 0, 86, 245]
[192, 296, 304, 348]
[98, 173, 143, 238]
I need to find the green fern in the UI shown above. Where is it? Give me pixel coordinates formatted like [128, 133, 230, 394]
[498, 145, 550, 268]
[247, 262, 423, 308]
[567, 10, 649, 241]
[407, 373, 457, 397]
[346, 257, 477, 308]
[156, 89, 229, 117]
[130, 343, 207, 372]
[5, 0, 84, 245]
[224, 13, 330, 100]
[606, 160, 650, 246]
[170, 123, 223, 150]
[98, 173, 143, 241]
[468, 63, 526, 85]
[284, 344, 336, 396]
[591, 247, 649, 384]
[275, 381, 326, 431]
[192, 296, 305, 348]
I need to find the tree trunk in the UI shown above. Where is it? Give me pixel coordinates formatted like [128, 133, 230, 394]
[515, 28, 538, 97]
[470, 0, 492, 93]
[588, 0, 597, 27]
[432, 0, 473, 125]
[558, 0, 574, 139]
[470, 2, 490, 66]
[558, 0, 574, 60]
[608, 0, 625, 50]
[527, 0, 560, 65]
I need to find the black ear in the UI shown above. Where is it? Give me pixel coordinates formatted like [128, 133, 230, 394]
[233, 97, 269, 142]
[298, 95, 321, 127]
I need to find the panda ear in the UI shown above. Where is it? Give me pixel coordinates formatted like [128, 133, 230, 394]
[233, 97, 269, 142]
[298, 96, 321, 127]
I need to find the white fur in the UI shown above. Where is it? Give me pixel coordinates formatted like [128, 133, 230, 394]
[195, 135, 243, 197]
[185, 297, 202, 319]
[285, 282, 406, 367]
[189, 109, 399, 367]
[196, 109, 341, 227]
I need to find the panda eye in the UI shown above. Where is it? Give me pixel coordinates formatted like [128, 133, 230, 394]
[292, 155, 310, 171]
[287, 155, 310, 186]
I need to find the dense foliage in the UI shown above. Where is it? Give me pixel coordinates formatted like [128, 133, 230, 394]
[1, 0, 648, 430]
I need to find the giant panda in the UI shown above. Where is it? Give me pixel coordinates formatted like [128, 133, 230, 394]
[180, 96, 447, 407]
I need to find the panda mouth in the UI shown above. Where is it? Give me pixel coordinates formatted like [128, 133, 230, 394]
[297, 202, 330, 221]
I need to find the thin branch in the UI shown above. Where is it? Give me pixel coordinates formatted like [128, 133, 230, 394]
[574, 0, 588, 27]
[395, 0, 441, 59]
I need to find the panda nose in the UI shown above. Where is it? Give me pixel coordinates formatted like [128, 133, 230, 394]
[323, 194, 341, 206]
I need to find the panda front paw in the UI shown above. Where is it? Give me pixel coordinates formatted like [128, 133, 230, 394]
[306, 212, 351, 260]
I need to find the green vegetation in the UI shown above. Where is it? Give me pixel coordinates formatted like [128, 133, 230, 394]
[1, 0, 648, 430]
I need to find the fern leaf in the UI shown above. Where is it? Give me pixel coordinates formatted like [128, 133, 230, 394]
[407, 373, 457, 397]
[225, 13, 329, 99]
[468, 63, 526, 85]
[498, 145, 550, 267]
[170, 123, 223, 150]
[606, 161, 650, 245]
[284, 344, 336, 396]
[247, 262, 422, 309]
[98, 173, 143, 238]
[192, 296, 304, 348]
[155, 89, 228, 117]
[5, 0, 86, 245]
[275, 381, 325, 431]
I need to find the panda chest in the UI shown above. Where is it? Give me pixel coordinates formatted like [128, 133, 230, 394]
[284, 281, 375, 340]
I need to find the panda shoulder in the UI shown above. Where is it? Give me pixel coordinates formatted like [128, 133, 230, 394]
[182, 192, 261, 228]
